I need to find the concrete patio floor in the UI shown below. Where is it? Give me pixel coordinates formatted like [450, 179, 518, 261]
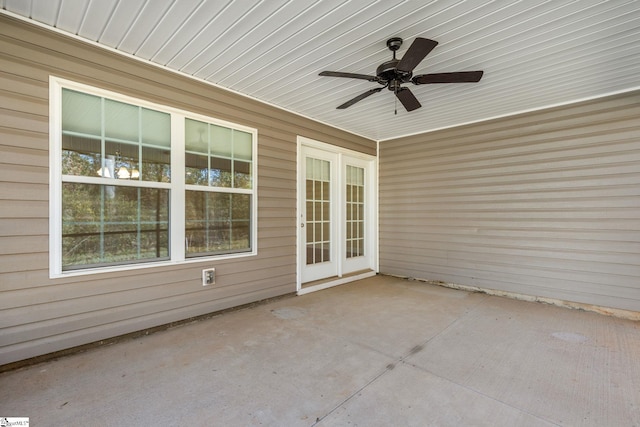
[1, 274, 639, 426]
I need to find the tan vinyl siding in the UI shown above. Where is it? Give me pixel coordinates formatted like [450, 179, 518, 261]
[0, 15, 375, 365]
[380, 91, 640, 312]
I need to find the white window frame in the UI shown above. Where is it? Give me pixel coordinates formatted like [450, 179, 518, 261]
[49, 77, 258, 278]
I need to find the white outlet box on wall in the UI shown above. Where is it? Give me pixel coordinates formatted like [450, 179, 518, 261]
[202, 268, 216, 286]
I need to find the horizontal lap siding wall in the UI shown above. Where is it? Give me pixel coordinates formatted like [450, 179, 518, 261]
[0, 16, 375, 365]
[379, 91, 640, 312]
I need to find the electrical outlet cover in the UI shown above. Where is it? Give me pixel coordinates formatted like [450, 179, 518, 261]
[202, 268, 215, 286]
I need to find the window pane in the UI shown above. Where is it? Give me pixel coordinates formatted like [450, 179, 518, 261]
[234, 130, 252, 160]
[184, 190, 205, 253]
[211, 125, 232, 158]
[62, 89, 101, 136]
[142, 146, 170, 182]
[185, 119, 209, 152]
[63, 92, 170, 184]
[306, 221, 313, 242]
[322, 182, 330, 200]
[306, 158, 313, 179]
[62, 134, 101, 176]
[185, 191, 251, 257]
[62, 183, 169, 270]
[142, 108, 170, 147]
[104, 140, 139, 180]
[306, 244, 314, 265]
[105, 99, 139, 142]
[210, 157, 232, 187]
[117, 142, 140, 179]
[185, 153, 208, 185]
[234, 160, 252, 189]
[185, 119, 253, 190]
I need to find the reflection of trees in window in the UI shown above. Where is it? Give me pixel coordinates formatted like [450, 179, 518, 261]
[184, 118, 252, 189]
[55, 83, 256, 273]
[185, 191, 250, 256]
[62, 135, 101, 176]
[184, 118, 253, 256]
[62, 89, 171, 183]
[60, 89, 171, 270]
[62, 183, 169, 269]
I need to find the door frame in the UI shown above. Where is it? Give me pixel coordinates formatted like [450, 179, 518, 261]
[296, 136, 378, 294]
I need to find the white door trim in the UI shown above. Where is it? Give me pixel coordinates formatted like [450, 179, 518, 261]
[296, 136, 378, 294]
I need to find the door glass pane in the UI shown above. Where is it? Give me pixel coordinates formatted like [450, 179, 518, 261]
[306, 157, 330, 265]
[346, 165, 365, 258]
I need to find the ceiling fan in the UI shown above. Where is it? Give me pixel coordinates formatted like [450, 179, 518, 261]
[319, 37, 484, 113]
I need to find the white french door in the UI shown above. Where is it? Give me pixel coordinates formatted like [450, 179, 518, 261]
[300, 146, 339, 283]
[298, 138, 376, 288]
[342, 157, 371, 274]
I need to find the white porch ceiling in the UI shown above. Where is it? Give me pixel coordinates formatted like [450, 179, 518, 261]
[2, 0, 640, 141]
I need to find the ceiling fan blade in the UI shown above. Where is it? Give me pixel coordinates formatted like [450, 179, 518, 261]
[412, 71, 484, 84]
[395, 87, 421, 112]
[337, 87, 384, 109]
[319, 71, 379, 82]
[396, 38, 438, 73]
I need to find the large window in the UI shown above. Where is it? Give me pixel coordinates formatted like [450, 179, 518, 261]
[50, 78, 257, 276]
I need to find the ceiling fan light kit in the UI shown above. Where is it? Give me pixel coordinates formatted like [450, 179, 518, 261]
[319, 37, 484, 113]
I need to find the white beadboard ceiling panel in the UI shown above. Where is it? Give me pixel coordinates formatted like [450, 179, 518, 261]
[29, 0, 58, 26]
[2, 0, 640, 141]
[98, 0, 146, 49]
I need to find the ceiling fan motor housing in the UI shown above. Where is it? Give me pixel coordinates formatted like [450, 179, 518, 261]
[376, 59, 413, 90]
[378, 37, 414, 90]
